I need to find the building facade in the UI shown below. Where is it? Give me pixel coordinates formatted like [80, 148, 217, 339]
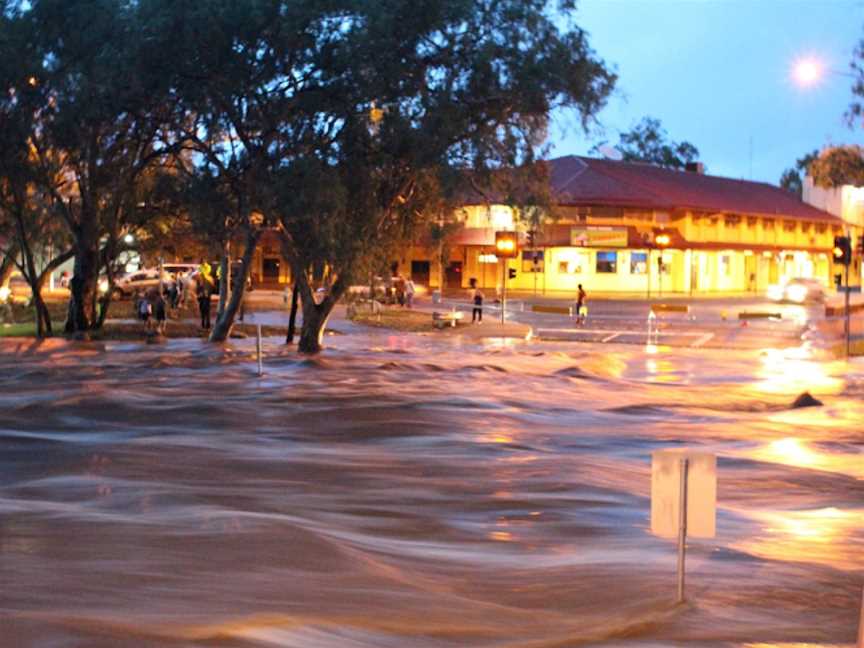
[394, 156, 855, 296]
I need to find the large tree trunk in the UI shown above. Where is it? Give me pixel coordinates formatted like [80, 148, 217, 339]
[209, 229, 260, 343]
[295, 269, 347, 354]
[65, 220, 101, 334]
[285, 281, 299, 344]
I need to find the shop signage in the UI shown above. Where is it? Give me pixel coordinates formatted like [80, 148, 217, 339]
[570, 226, 628, 248]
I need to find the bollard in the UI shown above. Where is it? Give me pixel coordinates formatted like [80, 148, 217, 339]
[256, 324, 263, 376]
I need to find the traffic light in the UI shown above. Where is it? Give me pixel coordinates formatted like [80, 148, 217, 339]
[833, 236, 852, 266]
[508, 268, 517, 280]
[495, 231, 519, 258]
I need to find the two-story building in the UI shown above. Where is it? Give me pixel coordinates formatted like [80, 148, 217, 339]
[395, 156, 852, 295]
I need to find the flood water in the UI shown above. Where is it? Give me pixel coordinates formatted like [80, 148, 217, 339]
[0, 322, 862, 647]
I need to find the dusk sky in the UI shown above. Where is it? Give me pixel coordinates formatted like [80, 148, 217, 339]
[549, 0, 864, 186]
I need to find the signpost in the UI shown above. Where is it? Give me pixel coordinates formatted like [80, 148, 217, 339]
[651, 450, 716, 604]
[256, 324, 263, 376]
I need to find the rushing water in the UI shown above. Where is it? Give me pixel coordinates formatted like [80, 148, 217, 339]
[0, 321, 862, 647]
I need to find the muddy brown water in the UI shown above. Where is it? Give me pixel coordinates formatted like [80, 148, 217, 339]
[0, 329, 862, 647]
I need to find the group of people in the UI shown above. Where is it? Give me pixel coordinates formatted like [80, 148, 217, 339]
[387, 275, 416, 308]
[133, 261, 219, 334]
[134, 289, 168, 335]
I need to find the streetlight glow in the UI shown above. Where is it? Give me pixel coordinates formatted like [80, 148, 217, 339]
[791, 57, 823, 87]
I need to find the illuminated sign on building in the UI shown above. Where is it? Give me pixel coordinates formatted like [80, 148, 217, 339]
[570, 226, 629, 248]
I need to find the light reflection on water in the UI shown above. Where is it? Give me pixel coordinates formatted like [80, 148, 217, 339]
[0, 331, 861, 647]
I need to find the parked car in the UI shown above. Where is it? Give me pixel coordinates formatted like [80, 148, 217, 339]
[109, 268, 173, 299]
[107, 264, 198, 299]
[767, 277, 826, 304]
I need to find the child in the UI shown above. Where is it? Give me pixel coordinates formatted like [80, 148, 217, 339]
[137, 291, 153, 331]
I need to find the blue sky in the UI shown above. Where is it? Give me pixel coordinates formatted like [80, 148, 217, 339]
[549, 0, 864, 185]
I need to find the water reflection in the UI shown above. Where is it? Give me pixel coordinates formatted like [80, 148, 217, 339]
[732, 507, 864, 570]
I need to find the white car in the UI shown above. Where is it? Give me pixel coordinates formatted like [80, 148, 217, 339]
[110, 266, 194, 298]
[767, 278, 826, 304]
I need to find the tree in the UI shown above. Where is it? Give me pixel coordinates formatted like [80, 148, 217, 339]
[10, 0, 181, 335]
[271, 0, 615, 352]
[778, 150, 818, 197]
[808, 146, 864, 188]
[592, 116, 700, 170]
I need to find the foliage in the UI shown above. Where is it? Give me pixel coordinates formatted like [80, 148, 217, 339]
[808, 146, 864, 189]
[778, 150, 818, 196]
[592, 116, 700, 170]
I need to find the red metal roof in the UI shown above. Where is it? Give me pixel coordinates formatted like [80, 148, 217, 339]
[547, 156, 840, 223]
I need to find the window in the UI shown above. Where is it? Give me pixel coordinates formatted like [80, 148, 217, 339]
[720, 255, 732, 277]
[763, 219, 775, 229]
[596, 251, 617, 273]
[521, 250, 544, 273]
[630, 252, 648, 274]
[556, 251, 588, 274]
[783, 221, 796, 232]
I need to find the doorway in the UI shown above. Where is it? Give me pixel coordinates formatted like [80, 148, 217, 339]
[445, 261, 463, 290]
[263, 258, 281, 283]
[411, 260, 431, 286]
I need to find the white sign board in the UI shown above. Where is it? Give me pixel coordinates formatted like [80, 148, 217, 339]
[651, 450, 716, 539]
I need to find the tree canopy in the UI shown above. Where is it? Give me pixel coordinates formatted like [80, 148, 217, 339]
[591, 116, 700, 170]
[0, 0, 615, 350]
[808, 146, 864, 189]
[778, 150, 818, 197]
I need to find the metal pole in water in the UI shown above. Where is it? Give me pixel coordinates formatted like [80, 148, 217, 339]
[256, 324, 263, 376]
[676, 457, 689, 604]
[857, 584, 863, 648]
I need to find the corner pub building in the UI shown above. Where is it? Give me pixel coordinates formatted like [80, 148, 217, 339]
[393, 156, 857, 296]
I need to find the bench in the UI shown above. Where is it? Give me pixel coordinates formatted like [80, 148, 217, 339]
[650, 303, 690, 314]
[531, 305, 573, 316]
[738, 311, 782, 320]
[432, 310, 464, 328]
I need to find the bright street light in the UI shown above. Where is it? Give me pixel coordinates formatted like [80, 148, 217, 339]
[791, 57, 823, 88]
[790, 55, 854, 89]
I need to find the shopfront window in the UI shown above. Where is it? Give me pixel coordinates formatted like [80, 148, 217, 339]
[630, 252, 648, 274]
[596, 251, 618, 273]
[720, 254, 732, 277]
[556, 250, 588, 274]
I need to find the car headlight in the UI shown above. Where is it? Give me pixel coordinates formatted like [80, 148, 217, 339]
[786, 284, 808, 303]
